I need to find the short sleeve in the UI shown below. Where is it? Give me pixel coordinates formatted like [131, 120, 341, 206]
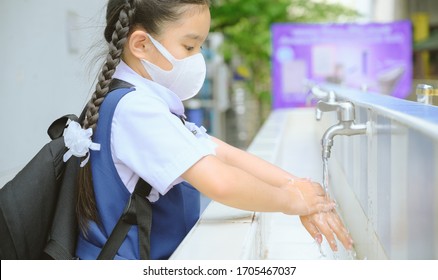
[111, 91, 216, 195]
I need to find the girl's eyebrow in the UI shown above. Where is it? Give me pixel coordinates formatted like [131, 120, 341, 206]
[183, 33, 204, 42]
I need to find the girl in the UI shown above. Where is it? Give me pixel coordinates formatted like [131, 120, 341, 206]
[74, 0, 353, 260]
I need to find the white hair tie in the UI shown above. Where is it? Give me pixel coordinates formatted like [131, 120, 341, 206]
[62, 121, 101, 167]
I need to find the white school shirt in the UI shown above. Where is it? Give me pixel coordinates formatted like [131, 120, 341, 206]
[110, 61, 216, 202]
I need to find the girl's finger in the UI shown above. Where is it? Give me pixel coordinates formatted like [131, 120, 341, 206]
[327, 212, 354, 250]
[314, 213, 338, 251]
[300, 216, 322, 244]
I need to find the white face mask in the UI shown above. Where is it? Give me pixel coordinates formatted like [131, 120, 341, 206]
[141, 34, 206, 101]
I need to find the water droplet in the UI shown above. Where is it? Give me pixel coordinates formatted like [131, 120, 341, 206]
[315, 239, 326, 258]
[347, 249, 357, 260]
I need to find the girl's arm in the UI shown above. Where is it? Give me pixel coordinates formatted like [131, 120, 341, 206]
[186, 136, 353, 252]
[211, 136, 300, 187]
[181, 154, 332, 216]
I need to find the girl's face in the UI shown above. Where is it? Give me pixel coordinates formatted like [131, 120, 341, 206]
[146, 5, 211, 71]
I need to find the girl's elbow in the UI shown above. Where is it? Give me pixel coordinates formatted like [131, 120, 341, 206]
[201, 174, 235, 202]
[183, 155, 237, 202]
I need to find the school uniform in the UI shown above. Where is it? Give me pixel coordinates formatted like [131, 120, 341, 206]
[75, 61, 216, 259]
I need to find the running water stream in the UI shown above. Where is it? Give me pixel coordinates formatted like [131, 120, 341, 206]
[322, 157, 330, 200]
[315, 157, 330, 258]
[320, 156, 357, 259]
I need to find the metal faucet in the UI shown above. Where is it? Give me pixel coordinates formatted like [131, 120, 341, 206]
[316, 100, 368, 159]
[314, 88, 337, 121]
[416, 84, 437, 105]
[306, 85, 336, 107]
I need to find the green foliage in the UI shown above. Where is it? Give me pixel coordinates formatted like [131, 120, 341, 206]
[210, 0, 359, 110]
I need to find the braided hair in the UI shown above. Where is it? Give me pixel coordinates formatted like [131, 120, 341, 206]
[77, 0, 210, 234]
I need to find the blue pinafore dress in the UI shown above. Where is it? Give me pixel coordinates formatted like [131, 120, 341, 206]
[75, 85, 200, 260]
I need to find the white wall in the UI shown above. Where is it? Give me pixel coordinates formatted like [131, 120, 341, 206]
[373, 0, 409, 22]
[324, 0, 410, 22]
[0, 0, 106, 185]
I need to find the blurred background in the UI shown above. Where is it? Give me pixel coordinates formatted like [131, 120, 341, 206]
[1, 0, 437, 185]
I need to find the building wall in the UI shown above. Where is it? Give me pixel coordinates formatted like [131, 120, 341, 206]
[0, 0, 106, 185]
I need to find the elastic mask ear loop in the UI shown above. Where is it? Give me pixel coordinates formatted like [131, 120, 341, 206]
[146, 34, 176, 64]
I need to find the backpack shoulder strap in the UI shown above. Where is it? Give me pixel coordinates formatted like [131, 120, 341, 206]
[93, 79, 153, 260]
[47, 78, 132, 140]
[109, 78, 134, 92]
[47, 114, 79, 140]
[97, 179, 152, 260]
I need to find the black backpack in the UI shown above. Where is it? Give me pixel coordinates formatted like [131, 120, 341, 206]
[0, 80, 152, 260]
[0, 113, 82, 259]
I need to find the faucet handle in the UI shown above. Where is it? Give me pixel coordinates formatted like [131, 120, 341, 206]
[306, 86, 336, 106]
[315, 98, 339, 121]
[311, 87, 336, 101]
[316, 100, 355, 122]
[311, 86, 328, 99]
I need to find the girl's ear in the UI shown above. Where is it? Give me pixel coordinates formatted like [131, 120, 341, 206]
[127, 30, 151, 59]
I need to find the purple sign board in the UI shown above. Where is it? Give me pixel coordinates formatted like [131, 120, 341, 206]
[271, 20, 412, 108]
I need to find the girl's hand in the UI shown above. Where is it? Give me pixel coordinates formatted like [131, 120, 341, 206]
[300, 210, 354, 252]
[281, 178, 335, 216]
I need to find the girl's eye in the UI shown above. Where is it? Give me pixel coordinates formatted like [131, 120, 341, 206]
[185, 45, 194, 51]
